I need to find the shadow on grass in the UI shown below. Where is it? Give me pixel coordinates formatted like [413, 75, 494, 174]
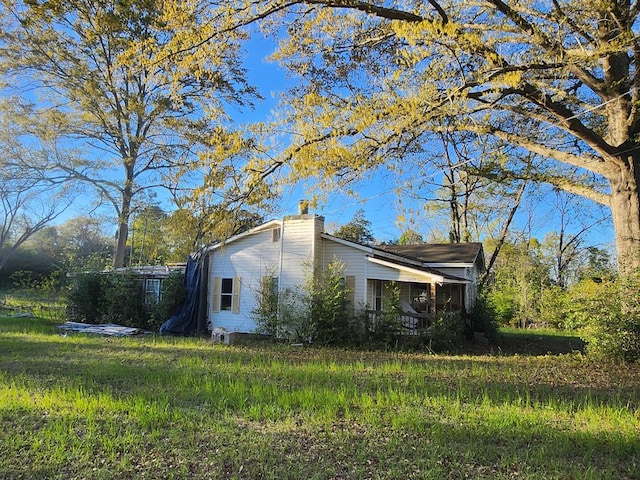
[488, 329, 585, 356]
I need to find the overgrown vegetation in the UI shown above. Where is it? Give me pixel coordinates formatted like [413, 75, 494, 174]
[480, 236, 640, 363]
[253, 261, 468, 352]
[573, 276, 640, 363]
[66, 271, 186, 332]
[484, 272, 640, 363]
[0, 313, 638, 479]
[253, 261, 352, 345]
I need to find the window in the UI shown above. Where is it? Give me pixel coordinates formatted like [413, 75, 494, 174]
[272, 228, 281, 242]
[213, 276, 241, 314]
[220, 278, 233, 310]
[144, 279, 161, 305]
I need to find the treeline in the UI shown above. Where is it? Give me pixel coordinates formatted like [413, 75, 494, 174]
[0, 207, 264, 288]
[485, 237, 614, 329]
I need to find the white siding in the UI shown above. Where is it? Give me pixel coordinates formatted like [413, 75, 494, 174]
[208, 228, 281, 332]
[321, 239, 369, 309]
[279, 215, 324, 292]
[207, 215, 482, 333]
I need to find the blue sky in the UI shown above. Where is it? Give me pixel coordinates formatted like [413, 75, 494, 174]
[228, 34, 413, 241]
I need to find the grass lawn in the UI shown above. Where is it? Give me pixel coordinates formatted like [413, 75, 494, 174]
[0, 314, 638, 479]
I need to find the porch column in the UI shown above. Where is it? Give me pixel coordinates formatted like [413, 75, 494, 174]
[430, 283, 437, 313]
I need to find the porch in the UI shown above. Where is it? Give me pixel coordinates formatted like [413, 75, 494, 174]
[365, 279, 467, 335]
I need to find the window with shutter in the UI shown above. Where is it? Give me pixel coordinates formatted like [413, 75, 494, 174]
[213, 277, 241, 314]
[232, 277, 241, 314]
[212, 277, 221, 312]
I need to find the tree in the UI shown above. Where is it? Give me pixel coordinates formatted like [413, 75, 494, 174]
[0, 104, 71, 272]
[176, 0, 637, 274]
[57, 216, 113, 271]
[409, 132, 515, 244]
[0, 0, 258, 267]
[539, 191, 610, 288]
[486, 237, 552, 328]
[163, 204, 264, 262]
[333, 209, 375, 245]
[398, 229, 424, 245]
[129, 205, 169, 266]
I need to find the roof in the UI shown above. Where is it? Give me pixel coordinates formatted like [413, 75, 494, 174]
[367, 256, 469, 284]
[320, 234, 476, 283]
[375, 242, 484, 266]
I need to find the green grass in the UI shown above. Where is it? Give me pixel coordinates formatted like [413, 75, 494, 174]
[0, 314, 638, 479]
[496, 327, 586, 355]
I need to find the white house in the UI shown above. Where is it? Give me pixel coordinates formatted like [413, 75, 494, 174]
[206, 213, 485, 336]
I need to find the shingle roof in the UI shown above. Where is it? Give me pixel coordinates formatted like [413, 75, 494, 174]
[375, 242, 484, 266]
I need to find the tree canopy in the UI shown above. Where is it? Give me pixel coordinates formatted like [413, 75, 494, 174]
[0, 0, 259, 267]
[0, 103, 72, 272]
[157, 0, 638, 273]
[333, 209, 375, 244]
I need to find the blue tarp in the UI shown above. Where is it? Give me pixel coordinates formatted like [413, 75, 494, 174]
[160, 249, 207, 336]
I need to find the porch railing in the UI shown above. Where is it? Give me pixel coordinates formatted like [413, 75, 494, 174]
[366, 310, 433, 336]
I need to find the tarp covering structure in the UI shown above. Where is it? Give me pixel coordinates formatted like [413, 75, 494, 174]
[160, 249, 208, 336]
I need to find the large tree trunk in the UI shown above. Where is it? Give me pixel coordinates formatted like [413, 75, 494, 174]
[113, 187, 133, 268]
[113, 219, 129, 268]
[609, 157, 640, 276]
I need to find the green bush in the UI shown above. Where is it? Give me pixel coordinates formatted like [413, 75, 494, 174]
[486, 287, 518, 327]
[66, 271, 104, 323]
[253, 260, 353, 345]
[253, 285, 312, 343]
[99, 272, 146, 326]
[538, 285, 570, 329]
[148, 272, 186, 331]
[469, 293, 498, 341]
[309, 261, 350, 345]
[360, 283, 405, 349]
[252, 275, 280, 337]
[67, 271, 186, 331]
[424, 312, 465, 353]
[572, 276, 640, 363]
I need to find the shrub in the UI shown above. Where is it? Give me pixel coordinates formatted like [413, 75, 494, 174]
[573, 276, 640, 363]
[252, 275, 280, 337]
[67, 271, 104, 323]
[99, 272, 146, 326]
[253, 260, 352, 345]
[424, 312, 465, 353]
[486, 287, 518, 327]
[538, 285, 569, 329]
[361, 283, 404, 349]
[309, 261, 350, 345]
[277, 288, 313, 343]
[469, 293, 498, 341]
[67, 271, 180, 330]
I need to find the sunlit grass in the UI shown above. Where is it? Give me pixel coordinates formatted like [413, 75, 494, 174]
[0, 311, 638, 479]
